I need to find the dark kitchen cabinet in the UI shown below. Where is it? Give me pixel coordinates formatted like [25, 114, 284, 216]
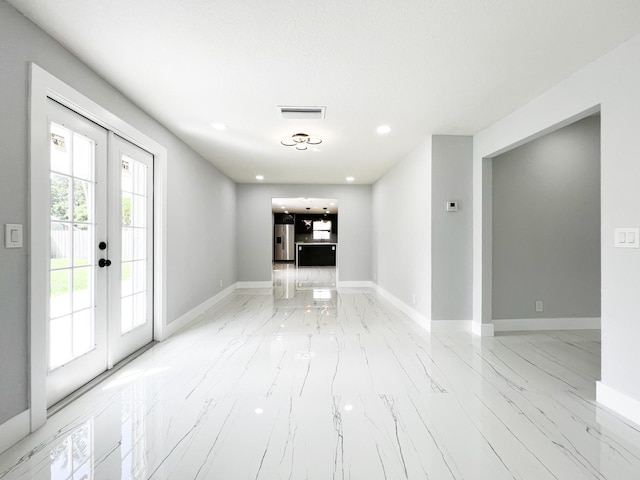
[297, 244, 336, 266]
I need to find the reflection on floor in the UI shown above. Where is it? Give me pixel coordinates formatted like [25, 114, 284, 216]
[2, 266, 640, 479]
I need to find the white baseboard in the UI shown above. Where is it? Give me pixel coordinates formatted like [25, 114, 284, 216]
[0, 409, 30, 455]
[431, 320, 472, 332]
[493, 317, 601, 332]
[471, 321, 495, 337]
[374, 284, 431, 332]
[373, 286, 475, 334]
[597, 381, 640, 428]
[337, 281, 374, 288]
[472, 322, 495, 336]
[236, 281, 272, 289]
[163, 285, 236, 339]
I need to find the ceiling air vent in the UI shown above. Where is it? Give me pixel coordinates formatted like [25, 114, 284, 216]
[278, 106, 326, 120]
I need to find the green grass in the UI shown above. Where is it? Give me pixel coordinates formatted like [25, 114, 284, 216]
[50, 263, 88, 297]
[49, 258, 131, 296]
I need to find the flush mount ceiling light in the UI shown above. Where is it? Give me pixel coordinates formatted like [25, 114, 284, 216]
[376, 124, 391, 135]
[281, 133, 322, 151]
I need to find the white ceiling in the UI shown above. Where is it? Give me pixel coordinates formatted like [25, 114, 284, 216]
[272, 197, 338, 214]
[8, 0, 640, 184]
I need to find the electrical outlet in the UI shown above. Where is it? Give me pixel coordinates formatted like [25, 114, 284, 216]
[412, 293, 417, 305]
[535, 300, 543, 312]
[219, 280, 223, 287]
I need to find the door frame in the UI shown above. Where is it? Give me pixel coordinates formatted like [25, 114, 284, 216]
[29, 63, 168, 431]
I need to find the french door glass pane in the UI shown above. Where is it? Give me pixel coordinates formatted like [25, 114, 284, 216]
[73, 266, 92, 311]
[73, 179, 92, 223]
[50, 174, 71, 222]
[50, 124, 71, 175]
[133, 261, 146, 292]
[72, 310, 94, 356]
[73, 224, 92, 267]
[133, 196, 146, 228]
[120, 155, 149, 334]
[72, 135, 93, 181]
[121, 296, 133, 333]
[49, 122, 97, 370]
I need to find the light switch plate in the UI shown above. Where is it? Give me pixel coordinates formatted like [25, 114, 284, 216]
[614, 228, 640, 248]
[5, 224, 23, 248]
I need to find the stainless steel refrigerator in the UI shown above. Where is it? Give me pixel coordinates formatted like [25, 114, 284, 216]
[274, 224, 295, 261]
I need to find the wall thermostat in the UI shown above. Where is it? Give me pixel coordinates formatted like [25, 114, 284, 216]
[446, 201, 458, 212]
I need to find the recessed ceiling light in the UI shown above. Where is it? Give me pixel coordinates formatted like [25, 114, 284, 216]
[281, 206, 285, 209]
[256, 175, 264, 181]
[376, 124, 391, 135]
[212, 123, 228, 131]
[346, 176, 355, 182]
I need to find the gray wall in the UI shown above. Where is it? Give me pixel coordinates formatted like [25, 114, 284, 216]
[492, 116, 601, 319]
[372, 139, 432, 317]
[431, 136, 473, 321]
[236, 184, 372, 283]
[0, 0, 236, 424]
[167, 154, 237, 323]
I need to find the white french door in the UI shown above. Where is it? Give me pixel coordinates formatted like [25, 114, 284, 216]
[108, 133, 154, 365]
[46, 99, 154, 407]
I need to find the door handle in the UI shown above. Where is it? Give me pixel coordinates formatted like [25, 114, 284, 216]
[98, 258, 112, 268]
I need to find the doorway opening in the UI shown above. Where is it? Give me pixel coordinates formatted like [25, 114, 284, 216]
[271, 198, 338, 268]
[489, 114, 601, 333]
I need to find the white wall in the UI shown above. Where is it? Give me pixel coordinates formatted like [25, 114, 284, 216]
[492, 116, 601, 321]
[473, 32, 640, 422]
[236, 184, 372, 283]
[372, 138, 432, 318]
[0, 0, 236, 428]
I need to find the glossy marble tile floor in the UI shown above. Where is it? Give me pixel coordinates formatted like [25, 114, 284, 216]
[2, 265, 640, 479]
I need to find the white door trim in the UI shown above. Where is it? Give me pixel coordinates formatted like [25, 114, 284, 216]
[29, 63, 168, 432]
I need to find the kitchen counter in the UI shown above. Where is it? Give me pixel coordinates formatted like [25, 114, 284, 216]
[295, 242, 338, 246]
